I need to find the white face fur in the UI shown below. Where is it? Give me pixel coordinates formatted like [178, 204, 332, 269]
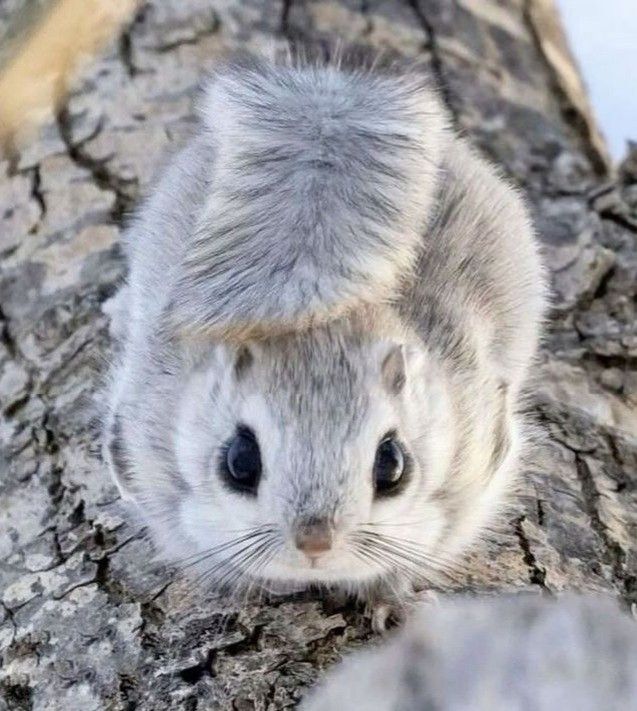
[167, 326, 457, 593]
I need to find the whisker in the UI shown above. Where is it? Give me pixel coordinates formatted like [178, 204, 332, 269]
[351, 532, 465, 582]
[233, 537, 280, 606]
[350, 543, 422, 588]
[224, 538, 282, 603]
[176, 527, 277, 571]
[216, 535, 280, 593]
[227, 547, 282, 607]
[362, 520, 429, 529]
[198, 540, 274, 578]
[190, 535, 275, 591]
[364, 542, 461, 580]
[198, 528, 284, 598]
[357, 530, 472, 573]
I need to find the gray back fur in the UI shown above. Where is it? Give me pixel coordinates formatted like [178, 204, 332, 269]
[168, 52, 449, 337]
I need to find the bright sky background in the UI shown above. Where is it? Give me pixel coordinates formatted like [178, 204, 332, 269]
[557, 0, 637, 161]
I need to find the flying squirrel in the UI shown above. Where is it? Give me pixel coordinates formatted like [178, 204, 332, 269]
[103, 45, 547, 623]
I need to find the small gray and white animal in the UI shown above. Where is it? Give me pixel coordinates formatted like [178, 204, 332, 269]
[103, 47, 546, 610]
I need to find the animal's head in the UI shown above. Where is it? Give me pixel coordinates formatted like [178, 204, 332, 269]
[113, 312, 468, 594]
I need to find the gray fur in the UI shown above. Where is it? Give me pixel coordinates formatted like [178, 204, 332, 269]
[168, 52, 449, 338]
[103, 48, 546, 602]
[301, 596, 637, 711]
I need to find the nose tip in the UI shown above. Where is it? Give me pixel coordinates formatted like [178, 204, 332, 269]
[294, 520, 333, 556]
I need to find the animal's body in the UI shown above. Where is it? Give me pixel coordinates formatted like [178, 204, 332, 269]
[103, 47, 546, 610]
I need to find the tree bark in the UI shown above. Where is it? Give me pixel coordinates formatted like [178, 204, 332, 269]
[1, 1, 635, 709]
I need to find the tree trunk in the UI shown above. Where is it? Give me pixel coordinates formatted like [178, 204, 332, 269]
[1, 1, 635, 709]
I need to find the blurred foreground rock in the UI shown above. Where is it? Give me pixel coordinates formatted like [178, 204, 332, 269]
[303, 595, 637, 711]
[0, 1, 636, 709]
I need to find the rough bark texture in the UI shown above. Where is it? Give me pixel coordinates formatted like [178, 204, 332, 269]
[0, 1, 636, 709]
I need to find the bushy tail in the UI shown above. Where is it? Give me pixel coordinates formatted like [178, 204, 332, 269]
[167, 50, 449, 339]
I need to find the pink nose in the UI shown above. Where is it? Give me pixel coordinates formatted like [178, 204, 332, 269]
[294, 520, 333, 556]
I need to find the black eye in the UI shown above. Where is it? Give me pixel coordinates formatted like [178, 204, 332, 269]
[373, 435, 406, 495]
[221, 427, 262, 494]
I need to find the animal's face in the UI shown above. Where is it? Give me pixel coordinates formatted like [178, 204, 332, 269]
[171, 324, 457, 592]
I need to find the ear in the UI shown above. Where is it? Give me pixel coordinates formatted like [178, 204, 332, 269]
[381, 343, 407, 395]
[233, 344, 254, 380]
[215, 342, 257, 381]
[103, 414, 136, 501]
[490, 381, 511, 473]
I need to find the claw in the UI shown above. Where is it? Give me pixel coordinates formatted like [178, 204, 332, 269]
[368, 601, 393, 634]
[365, 585, 440, 634]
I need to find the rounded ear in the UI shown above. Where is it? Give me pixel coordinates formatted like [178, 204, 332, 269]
[380, 343, 407, 395]
[490, 381, 512, 473]
[233, 345, 254, 380]
[103, 414, 136, 501]
[214, 342, 257, 381]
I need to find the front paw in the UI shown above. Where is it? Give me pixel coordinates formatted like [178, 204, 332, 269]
[365, 583, 440, 634]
